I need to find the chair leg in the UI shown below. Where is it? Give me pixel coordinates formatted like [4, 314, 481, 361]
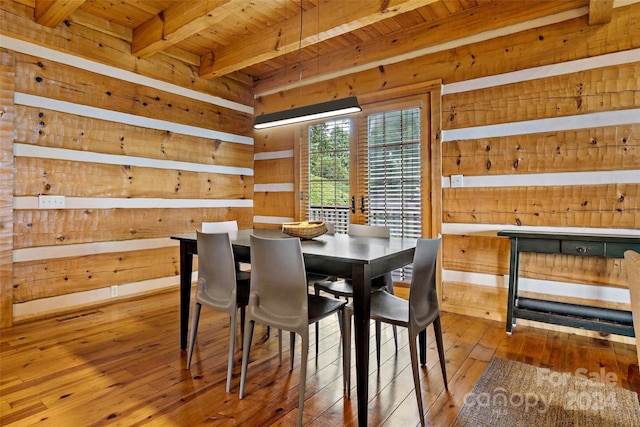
[385, 278, 399, 353]
[336, 296, 345, 331]
[433, 316, 448, 389]
[290, 331, 295, 371]
[375, 320, 382, 370]
[315, 286, 320, 358]
[187, 302, 202, 369]
[226, 310, 237, 392]
[419, 329, 427, 366]
[240, 306, 246, 349]
[239, 319, 255, 399]
[392, 325, 398, 352]
[343, 308, 352, 397]
[296, 333, 308, 427]
[278, 329, 283, 366]
[408, 331, 425, 425]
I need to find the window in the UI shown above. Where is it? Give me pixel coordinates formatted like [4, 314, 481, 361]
[366, 108, 422, 240]
[306, 119, 352, 234]
[299, 94, 433, 283]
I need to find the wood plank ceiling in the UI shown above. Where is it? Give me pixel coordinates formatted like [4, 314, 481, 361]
[29, 0, 611, 97]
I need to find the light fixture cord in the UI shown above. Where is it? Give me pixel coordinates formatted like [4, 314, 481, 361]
[298, 1, 303, 100]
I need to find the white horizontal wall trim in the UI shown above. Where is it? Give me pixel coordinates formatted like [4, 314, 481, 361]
[443, 269, 631, 304]
[16, 93, 254, 146]
[443, 270, 505, 288]
[443, 48, 640, 95]
[13, 196, 253, 210]
[2, 36, 253, 114]
[441, 169, 640, 188]
[12, 276, 183, 319]
[253, 215, 294, 224]
[14, 143, 254, 176]
[254, 150, 294, 160]
[254, 183, 294, 192]
[441, 223, 640, 237]
[441, 109, 640, 141]
[13, 237, 178, 262]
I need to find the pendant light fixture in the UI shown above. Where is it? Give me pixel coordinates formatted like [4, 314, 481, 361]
[254, 96, 361, 129]
[253, 2, 361, 130]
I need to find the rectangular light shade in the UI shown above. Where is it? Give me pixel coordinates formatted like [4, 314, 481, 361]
[253, 96, 361, 129]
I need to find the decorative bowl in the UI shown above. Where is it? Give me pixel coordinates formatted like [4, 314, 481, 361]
[281, 220, 328, 239]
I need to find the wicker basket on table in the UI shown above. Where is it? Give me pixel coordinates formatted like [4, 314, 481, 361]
[281, 220, 328, 239]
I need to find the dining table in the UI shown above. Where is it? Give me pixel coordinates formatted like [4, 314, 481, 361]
[171, 228, 418, 427]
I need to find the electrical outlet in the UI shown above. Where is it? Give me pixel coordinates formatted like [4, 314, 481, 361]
[38, 195, 65, 209]
[110, 285, 119, 297]
[450, 175, 463, 188]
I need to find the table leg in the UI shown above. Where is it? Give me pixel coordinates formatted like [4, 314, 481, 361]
[505, 238, 519, 334]
[179, 241, 194, 350]
[351, 264, 372, 427]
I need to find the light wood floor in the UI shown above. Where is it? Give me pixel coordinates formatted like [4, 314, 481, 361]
[1, 288, 638, 426]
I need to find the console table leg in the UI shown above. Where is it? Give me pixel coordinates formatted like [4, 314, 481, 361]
[505, 238, 519, 333]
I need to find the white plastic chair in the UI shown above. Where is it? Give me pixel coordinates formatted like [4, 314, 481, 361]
[343, 237, 448, 424]
[239, 235, 346, 426]
[187, 230, 248, 392]
[304, 222, 337, 285]
[200, 220, 251, 336]
[313, 223, 398, 361]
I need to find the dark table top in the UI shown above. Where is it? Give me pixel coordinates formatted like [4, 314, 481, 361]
[171, 228, 418, 265]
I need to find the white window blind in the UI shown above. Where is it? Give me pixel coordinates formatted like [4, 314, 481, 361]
[367, 108, 421, 237]
[367, 107, 422, 281]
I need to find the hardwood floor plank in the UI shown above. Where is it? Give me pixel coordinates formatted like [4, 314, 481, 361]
[1, 289, 637, 426]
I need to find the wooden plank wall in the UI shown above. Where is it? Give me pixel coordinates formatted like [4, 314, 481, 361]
[1, 2, 254, 324]
[0, 50, 15, 328]
[253, 126, 297, 229]
[254, 3, 640, 338]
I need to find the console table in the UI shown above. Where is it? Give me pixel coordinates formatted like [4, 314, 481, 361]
[498, 230, 640, 336]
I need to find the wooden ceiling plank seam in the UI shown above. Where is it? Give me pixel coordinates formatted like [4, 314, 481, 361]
[198, 0, 440, 78]
[34, 0, 85, 28]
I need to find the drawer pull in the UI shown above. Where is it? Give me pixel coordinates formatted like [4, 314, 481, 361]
[576, 246, 587, 254]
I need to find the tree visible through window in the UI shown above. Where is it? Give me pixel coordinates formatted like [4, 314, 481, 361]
[308, 119, 351, 234]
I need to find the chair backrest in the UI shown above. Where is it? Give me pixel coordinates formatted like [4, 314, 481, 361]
[201, 220, 238, 233]
[348, 223, 390, 238]
[623, 250, 640, 364]
[409, 238, 442, 330]
[348, 223, 392, 287]
[196, 230, 237, 309]
[325, 222, 336, 235]
[249, 235, 308, 330]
